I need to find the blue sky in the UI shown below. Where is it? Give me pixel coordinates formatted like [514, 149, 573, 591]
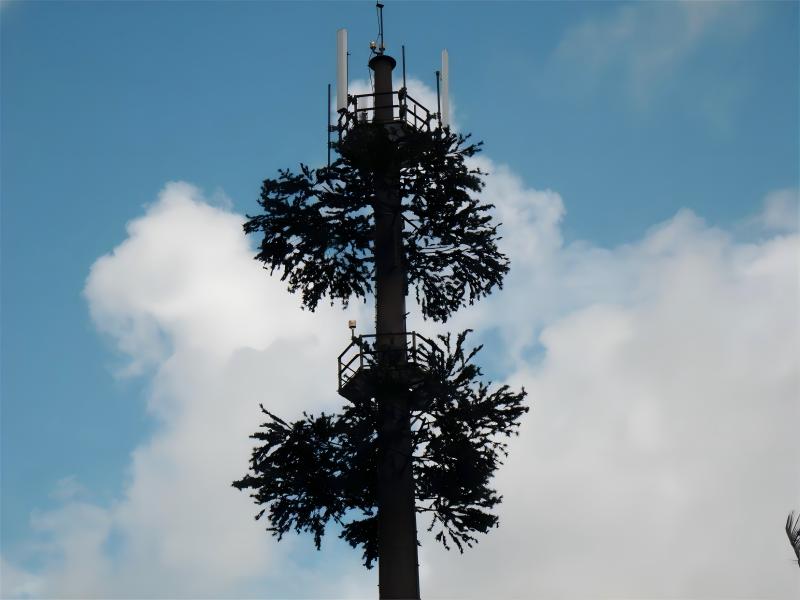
[2, 1, 798, 598]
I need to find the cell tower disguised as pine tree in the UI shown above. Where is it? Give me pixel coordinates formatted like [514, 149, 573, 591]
[233, 5, 529, 598]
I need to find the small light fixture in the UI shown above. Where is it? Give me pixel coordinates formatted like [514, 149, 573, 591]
[348, 319, 357, 339]
[369, 40, 377, 51]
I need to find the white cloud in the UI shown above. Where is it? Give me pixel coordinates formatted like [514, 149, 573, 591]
[0, 557, 43, 599]
[553, 1, 758, 112]
[2, 167, 798, 597]
[417, 171, 800, 597]
[760, 188, 800, 233]
[3, 182, 372, 598]
[49, 476, 89, 502]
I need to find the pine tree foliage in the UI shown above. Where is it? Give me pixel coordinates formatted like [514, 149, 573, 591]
[233, 331, 528, 568]
[786, 511, 800, 567]
[236, 123, 528, 569]
[413, 330, 528, 552]
[244, 129, 508, 322]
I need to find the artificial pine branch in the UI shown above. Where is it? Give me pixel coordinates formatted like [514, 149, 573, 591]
[238, 120, 527, 572]
[233, 331, 528, 568]
[244, 129, 507, 322]
[787, 511, 800, 567]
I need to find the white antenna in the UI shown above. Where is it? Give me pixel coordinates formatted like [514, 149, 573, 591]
[440, 49, 450, 128]
[337, 29, 348, 112]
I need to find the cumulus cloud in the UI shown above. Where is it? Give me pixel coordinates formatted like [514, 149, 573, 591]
[420, 179, 800, 597]
[2, 158, 798, 596]
[0, 557, 43, 599]
[2, 182, 373, 598]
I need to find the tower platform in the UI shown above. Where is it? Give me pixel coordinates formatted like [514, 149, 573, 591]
[337, 331, 442, 411]
[332, 88, 437, 145]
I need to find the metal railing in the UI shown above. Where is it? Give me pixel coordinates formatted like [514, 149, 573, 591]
[334, 88, 436, 142]
[337, 331, 441, 391]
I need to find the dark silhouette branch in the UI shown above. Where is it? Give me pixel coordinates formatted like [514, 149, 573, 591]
[237, 122, 527, 574]
[786, 511, 800, 567]
[244, 130, 507, 322]
[233, 331, 528, 567]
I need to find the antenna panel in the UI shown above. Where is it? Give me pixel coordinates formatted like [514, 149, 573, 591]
[337, 29, 348, 111]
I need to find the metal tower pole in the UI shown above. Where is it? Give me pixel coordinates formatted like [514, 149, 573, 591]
[369, 53, 421, 600]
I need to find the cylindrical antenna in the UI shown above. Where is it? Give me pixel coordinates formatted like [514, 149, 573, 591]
[441, 49, 450, 128]
[336, 29, 348, 111]
[402, 45, 406, 89]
